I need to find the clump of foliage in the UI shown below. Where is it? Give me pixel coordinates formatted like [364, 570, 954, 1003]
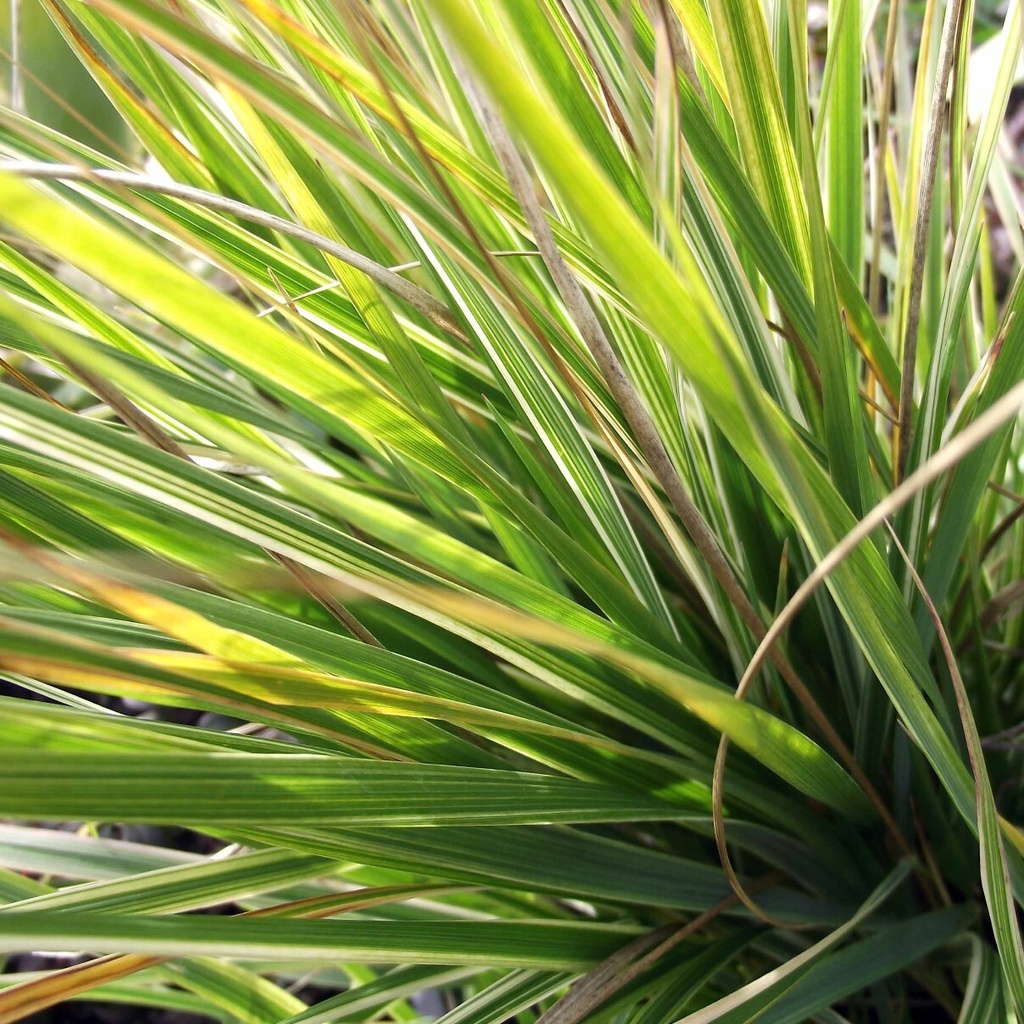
[0, 0, 1022, 1020]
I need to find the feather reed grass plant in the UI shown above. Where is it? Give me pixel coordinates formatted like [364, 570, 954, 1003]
[0, 0, 1022, 1020]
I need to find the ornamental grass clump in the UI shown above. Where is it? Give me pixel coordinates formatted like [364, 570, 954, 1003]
[0, 0, 1022, 1020]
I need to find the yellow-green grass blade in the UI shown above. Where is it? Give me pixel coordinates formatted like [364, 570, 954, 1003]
[0, 616, 687, 770]
[706, 0, 811, 288]
[0, 592, 713, 796]
[0, 619, 500, 766]
[0, 166, 487, 404]
[0, 174, 470, 486]
[665, 0, 726, 103]
[0, 238, 304, 459]
[0, 166, 477, 468]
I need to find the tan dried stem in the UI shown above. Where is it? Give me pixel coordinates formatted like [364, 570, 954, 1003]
[0, 161, 467, 344]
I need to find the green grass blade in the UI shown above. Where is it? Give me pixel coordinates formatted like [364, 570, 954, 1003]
[0, 914, 644, 969]
[0, 750, 699, 826]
